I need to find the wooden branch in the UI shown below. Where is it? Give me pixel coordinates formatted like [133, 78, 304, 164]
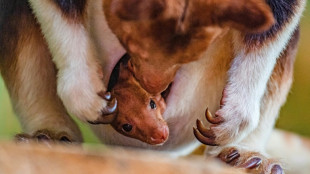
[0, 141, 245, 174]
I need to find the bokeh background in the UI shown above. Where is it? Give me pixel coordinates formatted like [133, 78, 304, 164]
[0, 4, 310, 143]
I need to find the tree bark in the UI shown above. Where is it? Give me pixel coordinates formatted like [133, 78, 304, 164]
[0, 142, 245, 174]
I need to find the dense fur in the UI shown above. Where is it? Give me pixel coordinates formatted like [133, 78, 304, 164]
[0, 0, 306, 173]
[104, 0, 275, 94]
[0, 0, 82, 142]
[109, 56, 168, 145]
[28, 0, 117, 125]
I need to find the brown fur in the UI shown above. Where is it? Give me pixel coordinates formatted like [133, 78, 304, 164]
[103, 0, 274, 94]
[0, 0, 305, 173]
[217, 26, 302, 174]
[0, 1, 168, 144]
[0, 0, 82, 141]
[110, 59, 168, 145]
[244, 0, 300, 49]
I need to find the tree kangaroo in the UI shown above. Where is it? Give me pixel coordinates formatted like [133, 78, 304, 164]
[0, 0, 306, 173]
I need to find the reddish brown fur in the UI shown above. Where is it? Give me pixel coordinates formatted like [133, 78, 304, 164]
[103, 0, 274, 95]
[110, 60, 168, 145]
[0, 0, 168, 145]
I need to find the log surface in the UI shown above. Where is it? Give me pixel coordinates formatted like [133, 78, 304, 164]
[0, 142, 245, 174]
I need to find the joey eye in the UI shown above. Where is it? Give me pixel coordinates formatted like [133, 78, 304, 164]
[122, 124, 133, 132]
[150, 99, 156, 109]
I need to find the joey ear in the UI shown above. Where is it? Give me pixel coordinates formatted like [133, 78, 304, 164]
[110, 0, 166, 20]
[213, 0, 275, 32]
[118, 63, 131, 80]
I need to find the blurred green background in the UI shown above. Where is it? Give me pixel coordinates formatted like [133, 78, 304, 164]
[0, 4, 310, 143]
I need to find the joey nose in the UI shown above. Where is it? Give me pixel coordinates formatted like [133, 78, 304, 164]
[150, 126, 169, 145]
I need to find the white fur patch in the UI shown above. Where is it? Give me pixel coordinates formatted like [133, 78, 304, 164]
[25, 0, 306, 158]
[212, 0, 306, 145]
[28, 0, 108, 122]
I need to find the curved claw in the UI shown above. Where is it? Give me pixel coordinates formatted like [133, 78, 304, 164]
[102, 97, 118, 115]
[193, 127, 218, 146]
[240, 157, 262, 169]
[87, 95, 117, 124]
[226, 150, 240, 163]
[59, 136, 72, 143]
[57, 132, 72, 143]
[98, 91, 117, 115]
[33, 130, 55, 142]
[271, 165, 283, 174]
[15, 134, 32, 142]
[103, 92, 112, 101]
[218, 149, 240, 164]
[196, 119, 215, 138]
[36, 133, 51, 141]
[98, 91, 112, 101]
[205, 108, 224, 124]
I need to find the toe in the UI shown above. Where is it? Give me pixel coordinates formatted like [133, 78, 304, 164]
[34, 130, 52, 141]
[101, 97, 118, 115]
[205, 108, 224, 124]
[196, 119, 215, 138]
[57, 132, 72, 143]
[97, 91, 118, 115]
[241, 157, 262, 169]
[193, 127, 217, 146]
[218, 148, 240, 164]
[15, 134, 32, 142]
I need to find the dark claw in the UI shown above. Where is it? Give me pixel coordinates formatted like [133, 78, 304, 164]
[15, 134, 32, 142]
[226, 150, 240, 163]
[102, 97, 118, 115]
[35, 132, 51, 141]
[15, 130, 75, 144]
[98, 91, 117, 116]
[104, 92, 112, 101]
[196, 119, 215, 138]
[60, 136, 72, 143]
[218, 149, 240, 164]
[271, 165, 283, 174]
[241, 157, 262, 169]
[193, 127, 218, 146]
[88, 97, 118, 124]
[205, 108, 224, 124]
[58, 133, 72, 143]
